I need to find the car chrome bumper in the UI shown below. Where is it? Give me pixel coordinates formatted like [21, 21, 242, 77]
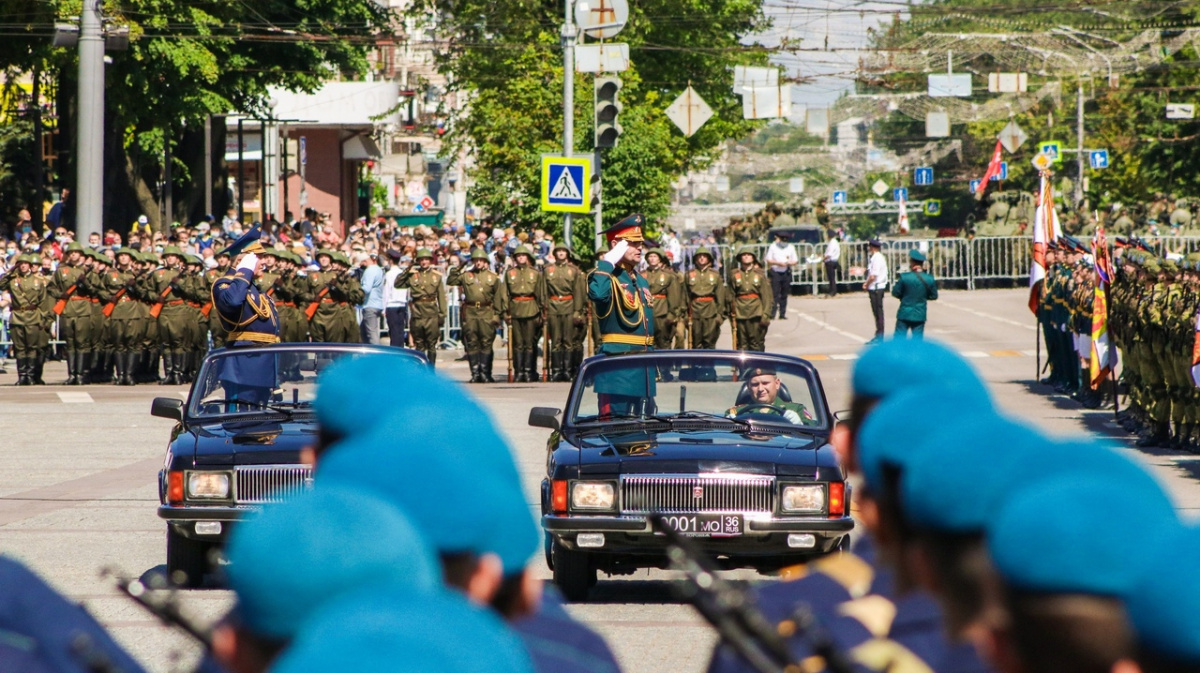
[158, 504, 258, 522]
[542, 514, 854, 535]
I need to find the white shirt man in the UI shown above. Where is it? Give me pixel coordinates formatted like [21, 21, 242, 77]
[382, 253, 411, 348]
[764, 236, 799, 319]
[864, 240, 888, 341]
[824, 236, 841, 264]
[822, 234, 842, 297]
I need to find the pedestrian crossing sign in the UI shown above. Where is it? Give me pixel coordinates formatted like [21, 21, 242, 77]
[924, 199, 942, 216]
[541, 156, 593, 213]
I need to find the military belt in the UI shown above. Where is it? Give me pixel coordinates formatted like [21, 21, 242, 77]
[694, 296, 715, 302]
[653, 294, 667, 299]
[512, 296, 536, 301]
[69, 296, 90, 302]
[415, 297, 438, 303]
[550, 295, 574, 301]
[737, 293, 760, 299]
[277, 301, 296, 307]
[602, 334, 655, 346]
[226, 331, 281, 344]
[466, 301, 493, 308]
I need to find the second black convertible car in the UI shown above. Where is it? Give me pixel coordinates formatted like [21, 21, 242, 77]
[531, 351, 852, 601]
[151, 343, 426, 586]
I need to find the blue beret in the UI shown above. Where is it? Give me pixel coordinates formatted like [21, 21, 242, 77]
[225, 484, 438, 639]
[314, 353, 436, 439]
[216, 222, 264, 257]
[851, 338, 987, 401]
[900, 416, 1047, 532]
[272, 588, 535, 673]
[1126, 524, 1200, 664]
[316, 416, 538, 573]
[987, 474, 1176, 596]
[857, 384, 993, 493]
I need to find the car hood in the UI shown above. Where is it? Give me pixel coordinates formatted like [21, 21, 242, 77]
[188, 415, 317, 466]
[573, 429, 823, 477]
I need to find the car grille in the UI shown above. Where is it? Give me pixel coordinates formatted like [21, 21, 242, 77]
[235, 465, 312, 504]
[620, 475, 774, 514]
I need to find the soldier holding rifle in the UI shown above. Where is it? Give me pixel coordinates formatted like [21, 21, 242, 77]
[394, 248, 446, 366]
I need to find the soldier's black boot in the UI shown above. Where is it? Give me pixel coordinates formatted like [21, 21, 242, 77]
[129, 352, 143, 386]
[529, 352, 541, 382]
[466, 353, 481, 383]
[64, 350, 76, 385]
[15, 357, 30, 386]
[515, 352, 530, 382]
[483, 351, 496, 383]
[1136, 422, 1170, 448]
[114, 353, 128, 386]
[569, 350, 583, 381]
[32, 354, 45, 385]
[160, 353, 177, 385]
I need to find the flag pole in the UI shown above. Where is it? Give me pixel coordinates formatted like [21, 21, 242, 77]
[1036, 304, 1042, 381]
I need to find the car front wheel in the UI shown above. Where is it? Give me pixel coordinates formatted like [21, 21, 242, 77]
[551, 540, 595, 602]
[167, 526, 212, 588]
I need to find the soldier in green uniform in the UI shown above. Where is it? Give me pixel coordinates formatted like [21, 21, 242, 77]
[890, 249, 939, 338]
[273, 252, 309, 343]
[725, 366, 817, 424]
[180, 255, 210, 382]
[138, 251, 166, 383]
[504, 245, 546, 382]
[50, 242, 95, 384]
[448, 248, 506, 382]
[543, 243, 586, 381]
[394, 248, 446, 366]
[727, 247, 772, 352]
[142, 246, 193, 384]
[83, 250, 114, 382]
[587, 216, 656, 414]
[685, 247, 727, 349]
[0, 254, 49, 385]
[101, 248, 147, 385]
[203, 251, 231, 350]
[306, 250, 363, 343]
[1139, 258, 1172, 447]
[644, 248, 684, 351]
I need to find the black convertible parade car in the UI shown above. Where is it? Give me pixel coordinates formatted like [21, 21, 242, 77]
[151, 343, 426, 586]
[530, 351, 853, 601]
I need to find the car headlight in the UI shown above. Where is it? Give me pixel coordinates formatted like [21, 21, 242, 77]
[571, 482, 615, 510]
[186, 472, 231, 499]
[782, 484, 825, 513]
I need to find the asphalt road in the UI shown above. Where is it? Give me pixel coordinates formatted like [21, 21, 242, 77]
[2, 286, 1198, 673]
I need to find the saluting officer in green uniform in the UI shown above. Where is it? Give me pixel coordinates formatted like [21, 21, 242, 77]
[644, 247, 684, 351]
[448, 248, 506, 382]
[50, 242, 95, 384]
[685, 247, 727, 349]
[307, 250, 363, 343]
[505, 244, 547, 382]
[0, 254, 49, 385]
[143, 246, 193, 385]
[394, 248, 446, 366]
[544, 243, 587, 381]
[727, 247, 772, 352]
[890, 249, 939, 338]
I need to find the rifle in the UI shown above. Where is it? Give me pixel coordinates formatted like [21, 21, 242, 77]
[586, 304, 595, 357]
[148, 282, 177, 319]
[648, 515, 854, 673]
[730, 293, 740, 351]
[304, 284, 332, 320]
[507, 316, 515, 383]
[687, 305, 694, 349]
[542, 309, 550, 382]
[102, 567, 212, 647]
[102, 277, 139, 318]
[52, 282, 79, 315]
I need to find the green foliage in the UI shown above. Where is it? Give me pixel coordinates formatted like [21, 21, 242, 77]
[422, 0, 771, 244]
[739, 122, 821, 154]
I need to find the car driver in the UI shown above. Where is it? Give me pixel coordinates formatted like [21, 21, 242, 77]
[727, 367, 816, 425]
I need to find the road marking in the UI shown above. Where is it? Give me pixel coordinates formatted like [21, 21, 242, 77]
[1020, 349, 1038, 357]
[829, 353, 859, 361]
[800, 354, 830, 361]
[989, 350, 1025, 357]
[56, 392, 93, 403]
[793, 310, 871, 344]
[938, 301, 1038, 331]
[0, 457, 161, 526]
[959, 351, 990, 359]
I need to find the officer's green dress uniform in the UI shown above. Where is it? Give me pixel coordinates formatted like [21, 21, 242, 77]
[307, 251, 363, 343]
[544, 245, 587, 381]
[0, 254, 49, 385]
[142, 247, 193, 385]
[727, 247, 772, 352]
[394, 249, 446, 366]
[50, 242, 96, 384]
[587, 216, 656, 416]
[685, 248, 727, 349]
[505, 246, 547, 382]
[448, 249, 507, 382]
[644, 249, 684, 351]
[890, 249, 939, 338]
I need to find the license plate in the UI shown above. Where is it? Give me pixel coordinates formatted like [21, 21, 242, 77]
[658, 513, 743, 537]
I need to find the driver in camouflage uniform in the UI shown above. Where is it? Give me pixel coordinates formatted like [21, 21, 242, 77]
[725, 366, 816, 425]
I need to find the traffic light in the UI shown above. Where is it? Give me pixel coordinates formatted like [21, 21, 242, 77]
[594, 76, 622, 149]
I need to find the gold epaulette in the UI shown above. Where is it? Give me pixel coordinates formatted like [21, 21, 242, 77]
[777, 551, 875, 599]
[837, 595, 897, 638]
[849, 639, 936, 673]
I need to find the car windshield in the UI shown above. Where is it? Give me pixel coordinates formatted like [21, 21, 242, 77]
[570, 355, 828, 429]
[189, 348, 423, 418]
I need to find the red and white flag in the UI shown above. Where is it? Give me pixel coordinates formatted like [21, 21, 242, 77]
[898, 196, 910, 233]
[1089, 227, 1113, 388]
[1029, 172, 1060, 314]
[1192, 308, 1200, 388]
[975, 140, 1005, 201]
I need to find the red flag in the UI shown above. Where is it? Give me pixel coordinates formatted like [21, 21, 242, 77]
[975, 140, 1004, 201]
[1028, 173, 1059, 314]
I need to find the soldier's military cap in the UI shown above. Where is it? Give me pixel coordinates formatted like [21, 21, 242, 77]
[26, 253, 41, 265]
[512, 244, 534, 258]
[469, 248, 488, 261]
[217, 222, 265, 257]
[693, 246, 715, 260]
[553, 242, 571, 254]
[91, 250, 112, 265]
[257, 247, 280, 258]
[601, 214, 646, 246]
[908, 249, 927, 263]
[1161, 259, 1179, 274]
[161, 245, 185, 259]
[595, 241, 610, 254]
[988, 474, 1176, 596]
[225, 484, 438, 639]
[1046, 239, 1059, 250]
[187, 254, 204, 266]
[852, 338, 988, 401]
[1143, 259, 1162, 274]
[735, 246, 759, 262]
[114, 246, 137, 258]
[271, 588, 535, 673]
[1185, 253, 1200, 264]
[14, 253, 31, 264]
[857, 384, 993, 493]
[64, 241, 85, 253]
[315, 248, 335, 260]
[415, 248, 433, 260]
[1125, 524, 1200, 666]
[315, 354, 431, 440]
[645, 247, 667, 261]
[868, 238, 882, 248]
[215, 247, 231, 258]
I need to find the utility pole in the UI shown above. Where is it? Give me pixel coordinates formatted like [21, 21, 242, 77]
[1075, 80, 1085, 209]
[75, 0, 105, 239]
[561, 0, 576, 250]
[204, 115, 212, 218]
[31, 67, 43, 231]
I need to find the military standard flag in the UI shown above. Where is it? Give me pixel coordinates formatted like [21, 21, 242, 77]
[1029, 173, 1060, 314]
[1192, 306, 1200, 388]
[898, 196, 910, 234]
[1089, 227, 1113, 387]
[975, 140, 1005, 201]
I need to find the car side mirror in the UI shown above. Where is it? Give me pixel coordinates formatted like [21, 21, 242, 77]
[151, 397, 184, 422]
[529, 407, 561, 432]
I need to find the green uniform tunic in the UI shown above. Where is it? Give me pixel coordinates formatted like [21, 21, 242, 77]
[102, 268, 145, 353]
[0, 269, 48, 358]
[544, 262, 586, 379]
[685, 267, 727, 349]
[890, 270, 939, 338]
[394, 266, 446, 364]
[645, 265, 684, 351]
[307, 270, 363, 343]
[727, 266, 772, 352]
[447, 265, 506, 356]
[273, 271, 309, 344]
[144, 267, 194, 356]
[505, 265, 546, 381]
[51, 263, 94, 353]
[202, 268, 228, 348]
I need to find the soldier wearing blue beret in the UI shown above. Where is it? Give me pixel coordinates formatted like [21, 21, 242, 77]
[890, 248, 938, 338]
[1124, 525, 1200, 673]
[210, 224, 281, 409]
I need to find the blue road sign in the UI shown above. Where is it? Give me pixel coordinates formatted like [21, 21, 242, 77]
[832, 190, 848, 204]
[541, 156, 592, 213]
[1090, 150, 1110, 169]
[969, 179, 982, 194]
[893, 187, 908, 201]
[924, 199, 942, 216]
[914, 167, 934, 186]
[991, 161, 1008, 181]
[1038, 141, 1062, 163]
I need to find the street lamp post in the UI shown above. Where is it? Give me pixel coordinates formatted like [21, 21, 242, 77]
[75, 0, 105, 239]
